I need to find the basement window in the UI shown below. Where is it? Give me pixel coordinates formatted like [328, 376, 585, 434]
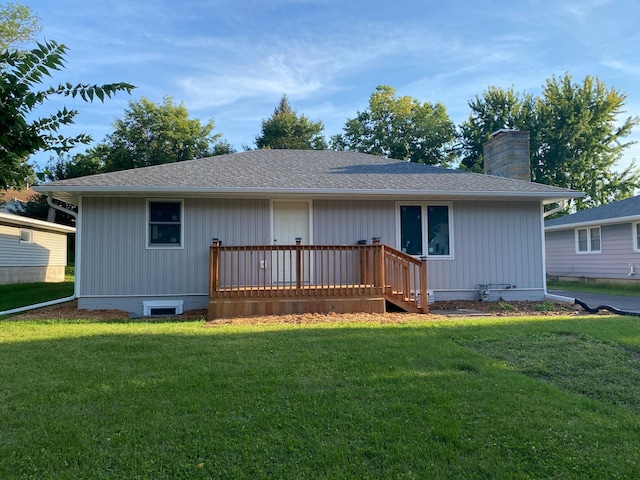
[143, 300, 184, 316]
[576, 227, 601, 253]
[147, 200, 183, 248]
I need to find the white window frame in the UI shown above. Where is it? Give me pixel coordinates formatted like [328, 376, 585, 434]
[396, 202, 454, 260]
[633, 222, 640, 253]
[19, 229, 33, 244]
[146, 199, 184, 249]
[575, 226, 601, 254]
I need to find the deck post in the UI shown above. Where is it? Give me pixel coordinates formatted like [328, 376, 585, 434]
[295, 238, 302, 290]
[419, 256, 428, 313]
[372, 238, 384, 292]
[210, 240, 221, 295]
[357, 240, 368, 286]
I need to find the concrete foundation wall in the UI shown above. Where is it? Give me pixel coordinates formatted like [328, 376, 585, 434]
[0, 266, 66, 285]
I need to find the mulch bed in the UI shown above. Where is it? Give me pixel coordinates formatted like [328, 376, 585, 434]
[5, 298, 587, 325]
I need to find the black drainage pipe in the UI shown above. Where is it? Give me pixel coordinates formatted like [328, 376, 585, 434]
[574, 298, 640, 317]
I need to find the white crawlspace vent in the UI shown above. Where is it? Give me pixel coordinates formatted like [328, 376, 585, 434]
[143, 300, 184, 316]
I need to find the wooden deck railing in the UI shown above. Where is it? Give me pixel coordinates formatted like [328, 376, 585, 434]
[209, 242, 428, 313]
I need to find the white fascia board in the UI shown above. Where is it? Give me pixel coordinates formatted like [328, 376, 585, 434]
[545, 214, 640, 231]
[36, 186, 582, 204]
[0, 212, 76, 233]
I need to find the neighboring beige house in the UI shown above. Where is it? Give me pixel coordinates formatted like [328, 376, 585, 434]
[0, 212, 75, 285]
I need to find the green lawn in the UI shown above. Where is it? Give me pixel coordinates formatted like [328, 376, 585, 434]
[547, 279, 640, 297]
[0, 281, 74, 311]
[1, 315, 639, 479]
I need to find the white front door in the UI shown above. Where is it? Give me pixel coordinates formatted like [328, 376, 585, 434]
[272, 201, 310, 283]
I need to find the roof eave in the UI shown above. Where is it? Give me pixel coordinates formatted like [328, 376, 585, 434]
[0, 212, 76, 233]
[545, 214, 640, 231]
[34, 185, 583, 205]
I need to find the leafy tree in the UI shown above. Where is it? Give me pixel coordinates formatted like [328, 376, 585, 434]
[536, 75, 639, 209]
[460, 74, 639, 209]
[0, 40, 134, 191]
[331, 85, 457, 166]
[94, 96, 230, 172]
[0, 2, 41, 49]
[255, 95, 327, 150]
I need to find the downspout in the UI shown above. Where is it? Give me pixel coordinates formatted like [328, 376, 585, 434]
[540, 202, 574, 304]
[0, 194, 78, 316]
[543, 200, 566, 218]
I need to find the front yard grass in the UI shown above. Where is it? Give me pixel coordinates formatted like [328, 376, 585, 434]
[547, 279, 640, 297]
[1, 315, 639, 479]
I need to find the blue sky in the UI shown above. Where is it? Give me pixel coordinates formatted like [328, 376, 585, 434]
[24, 0, 640, 172]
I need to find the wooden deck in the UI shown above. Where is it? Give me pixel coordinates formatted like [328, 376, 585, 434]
[208, 241, 427, 319]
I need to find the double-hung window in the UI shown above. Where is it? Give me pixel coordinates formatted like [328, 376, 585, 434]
[398, 203, 452, 258]
[634, 223, 640, 253]
[147, 200, 183, 248]
[576, 226, 601, 253]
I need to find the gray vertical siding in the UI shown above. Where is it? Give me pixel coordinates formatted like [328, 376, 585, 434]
[442, 200, 543, 291]
[546, 223, 640, 279]
[79, 196, 545, 306]
[80, 197, 270, 296]
[313, 200, 397, 246]
[313, 199, 544, 292]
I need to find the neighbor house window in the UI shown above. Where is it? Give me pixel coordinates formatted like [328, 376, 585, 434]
[148, 200, 183, 248]
[576, 226, 601, 253]
[634, 223, 640, 253]
[19, 229, 33, 243]
[398, 203, 452, 258]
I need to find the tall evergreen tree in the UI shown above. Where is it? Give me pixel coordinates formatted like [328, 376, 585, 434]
[255, 95, 327, 150]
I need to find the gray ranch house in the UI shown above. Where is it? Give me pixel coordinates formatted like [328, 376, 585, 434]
[35, 133, 580, 318]
[545, 195, 640, 282]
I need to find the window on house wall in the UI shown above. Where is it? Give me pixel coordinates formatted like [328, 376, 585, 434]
[148, 200, 183, 248]
[634, 223, 640, 252]
[19, 229, 33, 243]
[576, 226, 601, 253]
[399, 203, 452, 258]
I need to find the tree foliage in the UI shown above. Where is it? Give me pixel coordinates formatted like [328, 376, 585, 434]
[255, 95, 327, 150]
[331, 85, 457, 166]
[0, 40, 134, 190]
[0, 2, 41, 49]
[459, 86, 538, 173]
[89, 96, 229, 172]
[460, 74, 640, 209]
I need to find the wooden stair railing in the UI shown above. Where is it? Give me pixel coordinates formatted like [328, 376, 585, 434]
[378, 243, 428, 314]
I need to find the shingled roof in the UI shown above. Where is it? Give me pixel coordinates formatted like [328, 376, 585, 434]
[35, 149, 581, 204]
[545, 195, 640, 229]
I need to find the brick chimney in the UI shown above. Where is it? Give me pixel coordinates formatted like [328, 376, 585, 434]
[483, 129, 530, 182]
